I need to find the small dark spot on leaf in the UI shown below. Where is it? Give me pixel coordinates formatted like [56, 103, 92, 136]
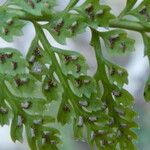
[85, 3, 93, 13]
[50, 140, 57, 145]
[44, 79, 56, 91]
[54, 19, 64, 35]
[109, 67, 116, 76]
[139, 6, 147, 15]
[12, 61, 18, 70]
[69, 21, 78, 33]
[27, 0, 35, 9]
[2, 28, 9, 35]
[7, 19, 13, 25]
[76, 64, 81, 73]
[75, 79, 83, 87]
[109, 34, 119, 49]
[0, 54, 6, 64]
[120, 42, 126, 52]
[34, 47, 42, 57]
[63, 104, 70, 112]
[112, 90, 121, 97]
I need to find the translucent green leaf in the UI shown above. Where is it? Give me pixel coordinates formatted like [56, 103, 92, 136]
[42, 75, 63, 102]
[105, 60, 128, 88]
[120, 0, 137, 15]
[112, 89, 134, 107]
[36, 127, 60, 150]
[11, 114, 24, 142]
[101, 30, 135, 56]
[76, 95, 103, 113]
[69, 76, 97, 98]
[0, 99, 11, 126]
[73, 116, 85, 141]
[75, 0, 115, 28]
[56, 49, 88, 78]
[57, 97, 73, 125]
[7, 0, 56, 16]
[5, 74, 44, 99]
[44, 13, 86, 44]
[26, 36, 52, 80]
[0, 48, 28, 76]
[130, 0, 150, 28]
[25, 121, 60, 150]
[18, 97, 46, 115]
[25, 124, 37, 150]
[0, 8, 25, 42]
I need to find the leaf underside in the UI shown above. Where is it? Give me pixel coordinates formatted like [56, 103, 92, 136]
[0, 0, 150, 150]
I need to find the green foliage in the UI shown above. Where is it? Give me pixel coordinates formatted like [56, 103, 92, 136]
[100, 30, 135, 56]
[0, 8, 25, 42]
[0, 0, 150, 150]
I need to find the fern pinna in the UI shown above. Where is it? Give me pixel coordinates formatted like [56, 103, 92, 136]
[0, 0, 150, 150]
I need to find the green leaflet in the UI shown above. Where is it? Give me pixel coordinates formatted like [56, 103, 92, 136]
[141, 33, 150, 102]
[44, 13, 87, 44]
[142, 32, 150, 59]
[25, 117, 60, 150]
[1, 0, 148, 149]
[42, 75, 63, 102]
[44, 0, 115, 44]
[7, 0, 56, 16]
[120, 0, 137, 16]
[57, 96, 73, 125]
[113, 88, 134, 107]
[125, 0, 137, 11]
[144, 76, 150, 101]
[105, 60, 128, 88]
[26, 36, 52, 80]
[100, 30, 135, 56]
[130, 0, 150, 28]
[0, 8, 25, 42]
[0, 48, 28, 76]
[89, 29, 137, 149]
[11, 114, 24, 142]
[0, 99, 11, 126]
[69, 75, 97, 98]
[5, 74, 44, 99]
[75, 0, 115, 28]
[55, 48, 88, 78]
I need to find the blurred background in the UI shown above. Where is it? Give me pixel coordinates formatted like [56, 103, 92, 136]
[0, 0, 150, 149]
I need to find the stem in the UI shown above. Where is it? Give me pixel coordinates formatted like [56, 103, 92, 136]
[34, 22, 68, 90]
[91, 29, 121, 125]
[0, 76, 18, 113]
[109, 19, 150, 32]
[64, 0, 79, 12]
[14, 6, 150, 33]
[34, 22, 85, 116]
